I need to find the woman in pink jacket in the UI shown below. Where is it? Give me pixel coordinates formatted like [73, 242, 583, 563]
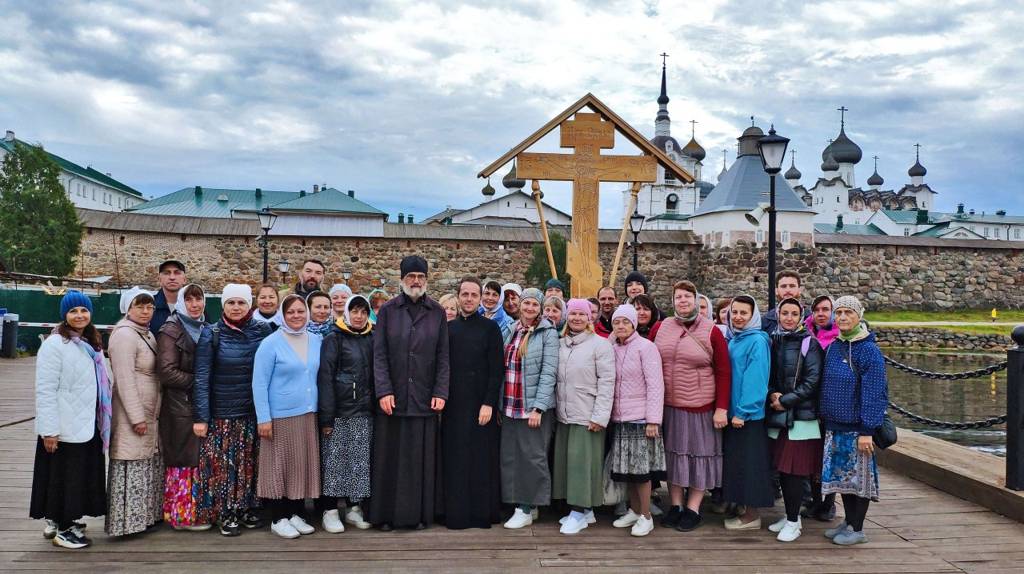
[607, 305, 665, 537]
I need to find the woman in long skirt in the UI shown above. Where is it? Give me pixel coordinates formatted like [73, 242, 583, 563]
[156, 284, 210, 531]
[106, 287, 164, 537]
[253, 294, 322, 539]
[30, 291, 109, 549]
[721, 295, 775, 530]
[552, 299, 616, 535]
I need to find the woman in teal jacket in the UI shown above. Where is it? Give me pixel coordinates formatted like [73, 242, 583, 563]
[721, 295, 774, 531]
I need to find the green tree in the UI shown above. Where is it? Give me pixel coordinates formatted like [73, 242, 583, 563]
[524, 230, 569, 291]
[0, 142, 82, 276]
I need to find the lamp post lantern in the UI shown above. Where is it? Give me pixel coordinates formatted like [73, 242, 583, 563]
[342, 269, 352, 283]
[628, 208, 646, 272]
[277, 259, 290, 284]
[257, 207, 278, 282]
[757, 124, 790, 310]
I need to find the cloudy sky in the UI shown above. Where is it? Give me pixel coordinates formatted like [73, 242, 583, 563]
[2, 0, 1021, 226]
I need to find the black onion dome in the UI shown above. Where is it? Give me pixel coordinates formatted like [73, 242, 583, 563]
[481, 180, 495, 196]
[908, 159, 927, 177]
[821, 141, 833, 162]
[785, 163, 802, 180]
[682, 137, 706, 161]
[821, 150, 840, 172]
[830, 127, 863, 164]
[502, 162, 525, 190]
[867, 169, 884, 186]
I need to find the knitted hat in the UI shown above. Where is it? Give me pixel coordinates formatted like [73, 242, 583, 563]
[833, 295, 864, 318]
[544, 278, 566, 293]
[118, 286, 153, 314]
[222, 283, 253, 306]
[502, 283, 523, 297]
[329, 284, 353, 296]
[624, 270, 649, 294]
[520, 287, 544, 307]
[565, 298, 592, 321]
[612, 303, 638, 328]
[400, 255, 428, 278]
[60, 290, 93, 318]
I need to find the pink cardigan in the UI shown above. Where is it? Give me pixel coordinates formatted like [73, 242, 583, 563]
[611, 332, 665, 424]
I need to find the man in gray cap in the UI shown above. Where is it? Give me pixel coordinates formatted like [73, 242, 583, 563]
[369, 255, 450, 530]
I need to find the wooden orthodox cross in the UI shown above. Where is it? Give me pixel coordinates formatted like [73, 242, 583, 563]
[478, 94, 694, 299]
[517, 113, 657, 298]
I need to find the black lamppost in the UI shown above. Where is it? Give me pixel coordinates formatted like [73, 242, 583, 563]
[629, 208, 646, 272]
[757, 124, 790, 310]
[257, 207, 278, 282]
[277, 259, 290, 284]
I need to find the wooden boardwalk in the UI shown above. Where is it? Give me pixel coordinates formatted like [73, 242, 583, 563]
[3, 357, 1024, 573]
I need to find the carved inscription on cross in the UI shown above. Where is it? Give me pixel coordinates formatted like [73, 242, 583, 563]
[517, 112, 657, 298]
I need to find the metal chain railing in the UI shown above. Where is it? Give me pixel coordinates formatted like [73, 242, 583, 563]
[883, 354, 1009, 429]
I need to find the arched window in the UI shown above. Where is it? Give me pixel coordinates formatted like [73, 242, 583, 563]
[666, 193, 678, 212]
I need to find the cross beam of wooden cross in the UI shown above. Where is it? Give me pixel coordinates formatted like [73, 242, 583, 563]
[517, 112, 657, 298]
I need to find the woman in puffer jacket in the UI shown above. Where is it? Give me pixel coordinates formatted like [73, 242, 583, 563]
[192, 283, 273, 537]
[607, 304, 665, 538]
[552, 298, 615, 535]
[765, 298, 824, 543]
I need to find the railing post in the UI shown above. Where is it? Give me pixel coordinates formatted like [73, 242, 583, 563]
[1008, 326, 1024, 490]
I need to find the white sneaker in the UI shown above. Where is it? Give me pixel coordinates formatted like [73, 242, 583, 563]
[43, 519, 58, 539]
[271, 518, 300, 539]
[777, 520, 802, 542]
[559, 514, 589, 535]
[768, 516, 788, 533]
[322, 509, 345, 533]
[613, 509, 641, 528]
[344, 506, 372, 530]
[559, 509, 596, 525]
[289, 514, 315, 535]
[630, 515, 655, 537]
[504, 508, 533, 529]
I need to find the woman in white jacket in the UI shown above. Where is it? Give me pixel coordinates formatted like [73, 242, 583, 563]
[30, 291, 111, 549]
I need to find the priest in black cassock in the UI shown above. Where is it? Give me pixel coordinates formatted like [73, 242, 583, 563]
[369, 255, 450, 530]
[441, 276, 505, 529]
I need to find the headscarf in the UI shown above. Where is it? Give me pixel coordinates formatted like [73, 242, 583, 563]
[773, 298, 806, 335]
[367, 288, 390, 323]
[329, 284, 353, 297]
[697, 294, 714, 321]
[834, 295, 870, 343]
[480, 286, 505, 317]
[221, 283, 255, 331]
[726, 294, 763, 339]
[337, 295, 373, 335]
[119, 286, 152, 314]
[278, 294, 308, 335]
[305, 291, 333, 336]
[173, 284, 207, 343]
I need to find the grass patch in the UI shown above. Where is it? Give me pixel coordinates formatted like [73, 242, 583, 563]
[868, 309, 1024, 323]
[875, 324, 1013, 337]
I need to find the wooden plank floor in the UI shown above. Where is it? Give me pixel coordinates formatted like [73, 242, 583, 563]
[2, 357, 1023, 573]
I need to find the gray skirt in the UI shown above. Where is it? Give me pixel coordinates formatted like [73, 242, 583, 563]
[608, 422, 667, 483]
[500, 414, 554, 507]
[105, 453, 164, 536]
[663, 407, 722, 490]
[257, 413, 321, 500]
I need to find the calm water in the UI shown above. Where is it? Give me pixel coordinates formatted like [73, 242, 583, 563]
[885, 350, 1008, 457]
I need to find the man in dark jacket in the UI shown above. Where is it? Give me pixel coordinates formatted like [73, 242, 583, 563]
[762, 270, 805, 334]
[150, 259, 187, 336]
[368, 255, 450, 530]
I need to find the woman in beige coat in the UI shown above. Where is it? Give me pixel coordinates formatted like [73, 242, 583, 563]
[106, 288, 164, 537]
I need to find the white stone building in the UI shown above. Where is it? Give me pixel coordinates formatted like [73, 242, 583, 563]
[0, 129, 145, 212]
[423, 163, 572, 227]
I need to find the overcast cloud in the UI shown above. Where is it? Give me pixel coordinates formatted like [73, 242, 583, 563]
[1, 0, 1021, 225]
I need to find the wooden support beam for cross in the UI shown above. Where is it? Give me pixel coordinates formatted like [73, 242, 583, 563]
[517, 113, 657, 298]
[531, 180, 558, 280]
[609, 182, 641, 286]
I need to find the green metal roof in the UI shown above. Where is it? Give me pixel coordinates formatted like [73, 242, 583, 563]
[878, 209, 944, 225]
[128, 186, 385, 219]
[253, 188, 386, 216]
[0, 138, 142, 198]
[815, 223, 886, 235]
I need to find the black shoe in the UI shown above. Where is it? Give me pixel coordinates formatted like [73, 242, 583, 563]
[378, 523, 393, 532]
[218, 519, 241, 537]
[660, 506, 683, 528]
[241, 512, 264, 529]
[675, 509, 703, 532]
[414, 522, 427, 530]
[814, 502, 837, 522]
[52, 528, 89, 549]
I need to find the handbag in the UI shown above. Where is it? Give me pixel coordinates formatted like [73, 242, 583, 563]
[849, 345, 897, 450]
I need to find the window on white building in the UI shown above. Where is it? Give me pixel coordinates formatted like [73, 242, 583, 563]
[904, 228, 910, 236]
[92, 190, 96, 200]
[665, 170, 675, 182]
[118, 197, 122, 208]
[1016, 228, 1021, 240]
[983, 227, 989, 237]
[666, 194, 678, 213]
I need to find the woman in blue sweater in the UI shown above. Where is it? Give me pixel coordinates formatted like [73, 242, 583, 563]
[721, 295, 775, 531]
[819, 296, 887, 546]
[252, 294, 323, 539]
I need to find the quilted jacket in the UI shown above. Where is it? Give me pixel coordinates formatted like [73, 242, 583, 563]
[35, 334, 106, 443]
[192, 318, 273, 422]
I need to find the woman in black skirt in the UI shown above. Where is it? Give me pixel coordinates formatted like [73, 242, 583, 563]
[721, 295, 774, 530]
[30, 290, 110, 549]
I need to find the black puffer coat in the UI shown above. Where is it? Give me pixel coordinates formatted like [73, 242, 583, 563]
[317, 322, 374, 427]
[192, 317, 273, 422]
[768, 330, 824, 423]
